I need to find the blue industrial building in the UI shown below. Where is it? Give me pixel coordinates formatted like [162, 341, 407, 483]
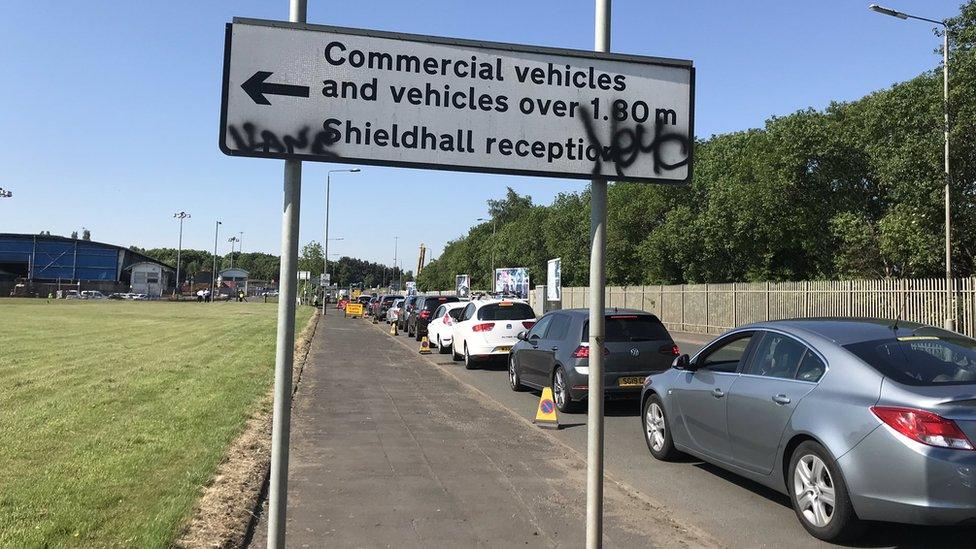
[0, 233, 174, 288]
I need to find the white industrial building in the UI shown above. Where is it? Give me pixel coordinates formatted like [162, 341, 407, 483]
[128, 261, 173, 297]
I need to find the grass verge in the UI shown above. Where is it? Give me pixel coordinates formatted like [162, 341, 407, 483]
[0, 299, 313, 548]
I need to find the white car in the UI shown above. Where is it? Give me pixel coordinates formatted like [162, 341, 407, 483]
[451, 299, 536, 369]
[426, 302, 467, 354]
[386, 298, 405, 324]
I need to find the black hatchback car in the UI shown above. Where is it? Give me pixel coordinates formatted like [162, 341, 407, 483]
[408, 295, 460, 340]
[508, 308, 678, 412]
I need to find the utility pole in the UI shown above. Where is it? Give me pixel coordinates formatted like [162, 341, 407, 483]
[211, 220, 221, 302]
[393, 235, 399, 290]
[173, 212, 191, 297]
[869, 4, 955, 330]
[587, 1, 610, 547]
[477, 217, 497, 289]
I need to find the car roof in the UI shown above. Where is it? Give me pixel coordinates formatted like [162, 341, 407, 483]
[559, 308, 658, 318]
[737, 317, 959, 346]
[473, 298, 531, 307]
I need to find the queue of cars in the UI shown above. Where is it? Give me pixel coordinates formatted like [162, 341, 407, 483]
[367, 291, 976, 541]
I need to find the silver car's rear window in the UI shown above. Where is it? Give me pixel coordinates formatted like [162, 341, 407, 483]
[844, 336, 976, 386]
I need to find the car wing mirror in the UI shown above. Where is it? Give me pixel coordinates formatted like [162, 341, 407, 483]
[672, 354, 692, 370]
[516, 330, 528, 341]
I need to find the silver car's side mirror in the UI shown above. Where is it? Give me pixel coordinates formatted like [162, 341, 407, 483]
[516, 330, 528, 341]
[672, 354, 691, 370]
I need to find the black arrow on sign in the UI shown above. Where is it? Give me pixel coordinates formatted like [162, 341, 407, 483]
[241, 71, 310, 105]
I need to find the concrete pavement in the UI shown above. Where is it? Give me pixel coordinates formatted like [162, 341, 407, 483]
[248, 313, 718, 548]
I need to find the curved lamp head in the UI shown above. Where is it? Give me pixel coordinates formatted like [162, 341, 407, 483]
[869, 4, 908, 19]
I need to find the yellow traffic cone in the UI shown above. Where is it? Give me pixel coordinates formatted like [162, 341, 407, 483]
[533, 387, 559, 429]
[390, 322, 398, 336]
[419, 336, 432, 354]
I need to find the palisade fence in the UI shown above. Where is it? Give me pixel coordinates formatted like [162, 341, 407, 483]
[558, 278, 976, 339]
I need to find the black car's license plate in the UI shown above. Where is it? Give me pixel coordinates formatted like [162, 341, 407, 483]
[618, 376, 644, 388]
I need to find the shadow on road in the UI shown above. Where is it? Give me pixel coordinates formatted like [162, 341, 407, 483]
[690, 461, 974, 548]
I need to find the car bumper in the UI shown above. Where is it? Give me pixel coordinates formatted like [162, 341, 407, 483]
[839, 425, 976, 525]
[466, 341, 516, 357]
[565, 368, 653, 401]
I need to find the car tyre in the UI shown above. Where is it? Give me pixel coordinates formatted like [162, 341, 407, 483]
[788, 441, 863, 542]
[452, 341, 462, 362]
[552, 366, 580, 413]
[508, 355, 527, 391]
[464, 344, 477, 370]
[642, 394, 680, 461]
[438, 336, 450, 354]
[415, 328, 423, 342]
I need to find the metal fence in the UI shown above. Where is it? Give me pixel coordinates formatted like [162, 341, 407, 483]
[559, 278, 976, 338]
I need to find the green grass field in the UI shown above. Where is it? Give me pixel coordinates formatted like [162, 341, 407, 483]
[0, 299, 313, 548]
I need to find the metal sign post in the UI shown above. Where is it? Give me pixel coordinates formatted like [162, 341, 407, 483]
[587, 3, 610, 547]
[266, 2, 305, 548]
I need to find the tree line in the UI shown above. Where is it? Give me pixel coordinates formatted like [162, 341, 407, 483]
[417, 2, 976, 291]
[131, 242, 410, 288]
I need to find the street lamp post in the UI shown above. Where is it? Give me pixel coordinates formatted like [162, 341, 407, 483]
[211, 220, 221, 302]
[869, 4, 954, 331]
[228, 236, 240, 269]
[323, 168, 361, 315]
[477, 217, 497, 291]
[393, 236, 399, 291]
[173, 212, 191, 297]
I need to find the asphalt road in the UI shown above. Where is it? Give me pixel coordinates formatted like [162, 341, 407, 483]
[376, 321, 975, 548]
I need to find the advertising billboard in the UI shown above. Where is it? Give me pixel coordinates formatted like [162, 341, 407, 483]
[494, 268, 529, 299]
[547, 258, 561, 301]
[455, 274, 471, 299]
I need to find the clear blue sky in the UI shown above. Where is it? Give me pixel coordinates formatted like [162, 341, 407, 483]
[0, 1, 962, 268]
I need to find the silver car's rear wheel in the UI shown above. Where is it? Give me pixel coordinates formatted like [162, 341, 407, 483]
[793, 454, 835, 528]
[645, 402, 666, 452]
[787, 441, 863, 542]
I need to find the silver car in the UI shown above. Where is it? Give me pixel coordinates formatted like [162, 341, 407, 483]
[640, 318, 976, 542]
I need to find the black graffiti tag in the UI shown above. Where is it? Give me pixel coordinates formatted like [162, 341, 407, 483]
[579, 106, 691, 178]
[227, 122, 341, 159]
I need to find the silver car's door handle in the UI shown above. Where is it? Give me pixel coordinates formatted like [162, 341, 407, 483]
[712, 388, 725, 398]
[772, 394, 791, 405]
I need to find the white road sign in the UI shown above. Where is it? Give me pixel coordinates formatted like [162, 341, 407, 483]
[220, 19, 694, 183]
